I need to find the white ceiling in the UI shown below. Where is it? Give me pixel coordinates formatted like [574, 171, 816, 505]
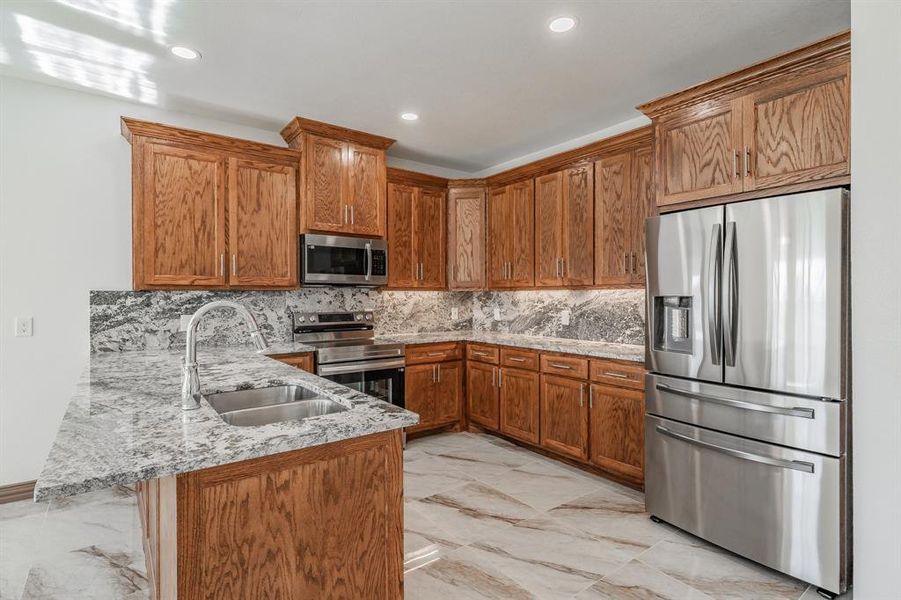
[0, 0, 850, 176]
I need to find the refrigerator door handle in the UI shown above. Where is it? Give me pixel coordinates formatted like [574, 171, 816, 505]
[655, 383, 816, 419]
[654, 425, 815, 473]
[723, 221, 738, 367]
[707, 223, 723, 365]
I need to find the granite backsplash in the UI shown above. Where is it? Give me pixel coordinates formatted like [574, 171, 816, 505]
[89, 288, 645, 352]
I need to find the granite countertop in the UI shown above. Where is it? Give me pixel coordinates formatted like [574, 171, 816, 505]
[33, 347, 419, 502]
[265, 331, 644, 363]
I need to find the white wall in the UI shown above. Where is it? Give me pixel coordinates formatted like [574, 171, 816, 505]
[850, 1, 901, 597]
[0, 76, 286, 485]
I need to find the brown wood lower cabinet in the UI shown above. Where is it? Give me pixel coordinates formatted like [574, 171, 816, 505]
[405, 360, 463, 433]
[272, 352, 314, 372]
[138, 431, 404, 600]
[499, 367, 540, 444]
[539, 374, 589, 461]
[588, 384, 645, 481]
[466, 361, 499, 430]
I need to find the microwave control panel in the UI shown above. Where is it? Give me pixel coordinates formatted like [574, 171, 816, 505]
[371, 250, 387, 276]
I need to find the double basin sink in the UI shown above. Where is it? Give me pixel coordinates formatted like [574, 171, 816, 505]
[204, 385, 347, 427]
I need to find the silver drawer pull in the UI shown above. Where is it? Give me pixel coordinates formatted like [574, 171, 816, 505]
[655, 425, 815, 474]
[508, 357, 526, 363]
[427, 352, 445, 356]
[472, 351, 489, 356]
[550, 363, 572, 369]
[656, 383, 815, 419]
[603, 371, 630, 379]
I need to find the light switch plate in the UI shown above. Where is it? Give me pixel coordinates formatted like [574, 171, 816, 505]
[561, 310, 572, 326]
[14, 317, 33, 337]
[493, 308, 501, 320]
[451, 307, 459, 320]
[179, 315, 192, 332]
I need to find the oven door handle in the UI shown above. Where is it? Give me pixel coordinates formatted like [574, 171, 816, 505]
[317, 357, 406, 375]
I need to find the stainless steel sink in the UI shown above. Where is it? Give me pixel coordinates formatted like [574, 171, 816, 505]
[204, 385, 348, 427]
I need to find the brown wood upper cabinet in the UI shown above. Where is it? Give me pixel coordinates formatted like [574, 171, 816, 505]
[387, 182, 446, 289]
[488, 181, 534, 288]
[281, 117, 396, 236]
[447, 185, 487, 289]
[641, 34, 850, 207]
[535, 165, 594, 287]
[595, 143, 653, 285]
[123, 118, 300, 290]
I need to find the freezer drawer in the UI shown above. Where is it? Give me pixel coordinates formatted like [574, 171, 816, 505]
[646, 374, 845, 456]
[645, 415, 848, 595]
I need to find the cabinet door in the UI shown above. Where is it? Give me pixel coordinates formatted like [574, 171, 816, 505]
[562, 164, 594, 286]
[487, 186, 511, 288]
[404, 364, 435, 432]
[227, 157, 298, 287]
[139, 142, 226, 288]
[414, 187, 446, 288]
[629, 146, 654, 284]
[447, 186, 486, 289]
[742, 62, 850, 192]
[589, 384, 644, 482]
[509, 181, 535, 286]
[467, 361, 499, 430]
[535, 172, 564, 287]
[433, 361, 463, 425]
[347, 144, 385, 236]
[655, 98, 743, 206]
[387, 183, 416, 288]
[540, 375, 589, 460]
[594, 152, 632, 286]
[305, 134, 347, 232]
[499, 367, 540, 444]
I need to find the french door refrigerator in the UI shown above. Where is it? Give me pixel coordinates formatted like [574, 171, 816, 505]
[644, 188, 850, 596]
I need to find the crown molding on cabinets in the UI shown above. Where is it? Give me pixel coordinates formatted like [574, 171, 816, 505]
[387, 167, 449, 189]
[280, 116, 396, 150]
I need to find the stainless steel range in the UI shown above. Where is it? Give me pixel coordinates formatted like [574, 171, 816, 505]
[292, 310, 405, 408]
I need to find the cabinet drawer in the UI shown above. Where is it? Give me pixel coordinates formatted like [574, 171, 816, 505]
[540, 354, 589, 379]
[500, 347, 539, 371]
[467, 343, 499, 364]
[590, 359, 644, 389]
[406, 342, 462, 365]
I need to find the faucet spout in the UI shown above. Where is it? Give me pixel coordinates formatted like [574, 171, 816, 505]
[182, 301, 269, 410]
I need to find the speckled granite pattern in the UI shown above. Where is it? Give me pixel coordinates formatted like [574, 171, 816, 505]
[34, 347, 418, 502]
[380, 331, 645, 362]
[90, 289, 472, 352]
[472, 289, 645, 345]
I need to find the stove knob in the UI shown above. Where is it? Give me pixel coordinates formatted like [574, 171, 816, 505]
[297, 316, 305, 323]
[309, 315, 317, 322]
[365, 313, 373, 321]
[356, 314, 363, 321]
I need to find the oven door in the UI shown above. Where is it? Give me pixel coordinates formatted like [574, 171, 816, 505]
[317, 358, 405, 408]
[301, 234, 388, 286]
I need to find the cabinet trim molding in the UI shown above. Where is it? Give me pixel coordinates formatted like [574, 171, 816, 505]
[387, 167, 449, 188]
[281, 116, 396, 150]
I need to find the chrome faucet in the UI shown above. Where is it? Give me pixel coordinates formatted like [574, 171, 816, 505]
[181, 300, 269, 410]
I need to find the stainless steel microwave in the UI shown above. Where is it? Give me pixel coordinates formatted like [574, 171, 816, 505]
[299, 234, 388, 287]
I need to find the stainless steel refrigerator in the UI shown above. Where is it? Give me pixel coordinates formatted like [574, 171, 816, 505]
[644, 188, 850, 596]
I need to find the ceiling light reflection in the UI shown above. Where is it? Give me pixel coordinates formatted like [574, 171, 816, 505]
[55, 0, 175, 43]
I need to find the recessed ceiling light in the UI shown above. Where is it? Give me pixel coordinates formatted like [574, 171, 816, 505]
[170, 46, 201, 60]
[548, 16, 577, 33]
[401, 112, 419, 121]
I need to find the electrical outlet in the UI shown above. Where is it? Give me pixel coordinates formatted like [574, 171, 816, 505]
[179, 315, 192, 331]
[561, 310, 572, 326]
[451, 307, 459, 320]
[14, 317, 33, 337]
[493, 308, 501, 320]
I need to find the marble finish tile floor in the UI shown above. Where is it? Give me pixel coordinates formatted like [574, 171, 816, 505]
[1, 432, 850, 599]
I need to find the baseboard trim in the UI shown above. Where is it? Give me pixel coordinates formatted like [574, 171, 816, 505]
[0, 480, 36, 504]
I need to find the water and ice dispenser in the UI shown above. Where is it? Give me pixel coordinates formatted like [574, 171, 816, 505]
[652, 296, 692, 354]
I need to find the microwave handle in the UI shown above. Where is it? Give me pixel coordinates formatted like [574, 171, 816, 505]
[365, 243, 372, 281]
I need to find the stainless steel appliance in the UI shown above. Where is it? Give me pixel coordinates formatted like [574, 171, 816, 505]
[644, 188, 850, 597]
[299, 234, 388, 287]
[292, 310, 405, 408]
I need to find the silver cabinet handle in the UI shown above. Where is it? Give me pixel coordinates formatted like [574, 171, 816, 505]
[344, 204, 349, 224]
[707, 223, 723, 366]
[603, 371, 630, 379]
[655, 383, 815, 418]
[350, 205, 355, 225]
[631, 253, 636, 274]
[561, 257, 566, 277]
[220, 254, 225, 277]
[498, 368, 503, 387]
[723, 221, 738, 367]
[508, 357, 526, 363]
[579, 383, 585, 407]
[432, 364, 437, 383]
[472, 351, 489, 356]
[744, 146, 751, 177]
[550, 363, 572, 370]
[231, 254, 237, 276]
[436, 363, 441, 383]
[427, 352, 444, 356]
[589, 385, 593, 409]
[733, 149, 739, 179]
[492, 366, 496, 387]
[655, 425, 815, 473]
[624, 252, 629, 274]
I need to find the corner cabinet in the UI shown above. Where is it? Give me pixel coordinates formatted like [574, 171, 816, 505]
[447, 185, 487, 290]
[123, 118, 300, 290]
[281, 117, 395, 237]
[641, 33, 850, 208]
[387, 182, 446, 289]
